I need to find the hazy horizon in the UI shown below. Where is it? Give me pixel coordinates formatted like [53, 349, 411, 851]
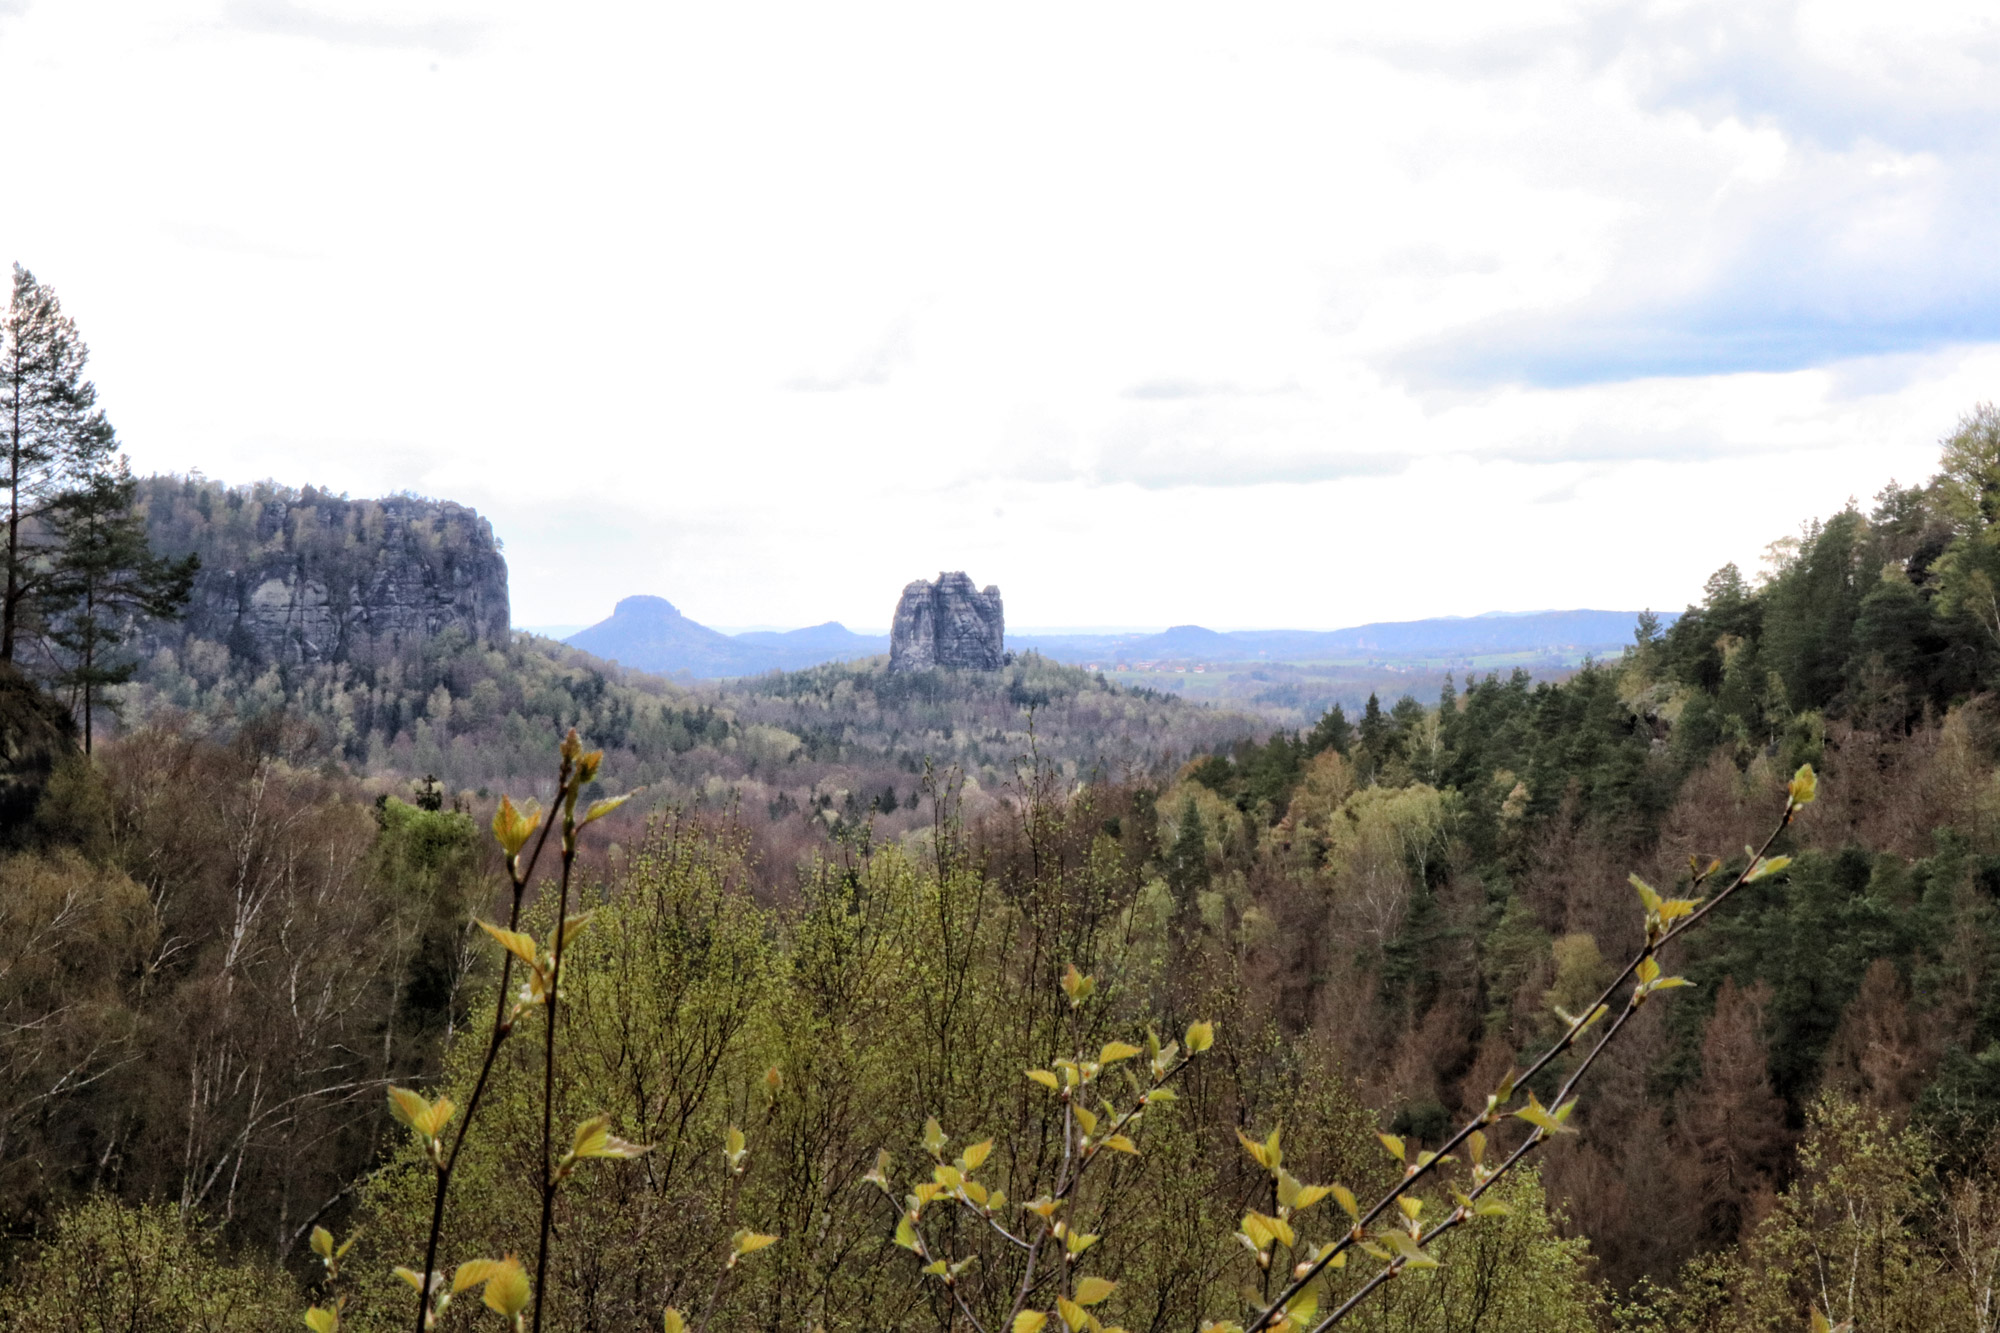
[0, 2, 1976, 630]
[522, 606, 1663, 640]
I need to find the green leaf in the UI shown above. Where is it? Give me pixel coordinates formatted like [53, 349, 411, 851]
[303, 1307, 340, 1333]
[1377, 1132, 1406, 1164]
[1013, 1313, 1048, 1333]
[1378, 1229, 1439, 1269]
[557, 912, 594, 951]
[1513, 1091, 1578, 1135]
[581, 792, 634, 826]
[387, 1087, 454, 1142]
[1332, 1184, 1360, 1219]
[1027, 1069, 1061, 1090]
[1057, 1297, 1090, 1332]
[1075, 1276, 1117, 1306]
[922, 1117, 948, 1156]
[490, 794, 542, 858]
[959, 1138, 994, 1170]
[1790, 764, 1817, 807]
[1747, 854, 1793, 883]
[1184, 1020, 1215, 1053]
[1099, 1041, 1142, 1064]
[1243, 1210, 1293, 1249]
[309, 1226, 334, 1259]
[732, 1230, 778, 1258]
[894, 1217, 919, 1251]
[1629, 873, 1663, 913]
[663, 1309, 687, 1333]
[387, 1086, 430, 1136]
[453, 1257, 511, 1293]
[1658, 897, 1702, 924]
[482, 1260, 531, 1319]
[570, 1112, 650, 1161]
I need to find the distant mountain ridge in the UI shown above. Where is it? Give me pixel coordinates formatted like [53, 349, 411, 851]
[565, 598, 1666, 679]
[566, 597, 888, 676]
[1015, 609, 1674, 664]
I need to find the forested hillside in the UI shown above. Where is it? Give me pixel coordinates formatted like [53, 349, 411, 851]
[5, 412, 2000, 1332]
[116, 478, 1268, 874]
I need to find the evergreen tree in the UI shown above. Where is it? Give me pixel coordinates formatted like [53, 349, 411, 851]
[39, 461, 195, 751]
[0, 266, 117, 662]
[1305, 701, 1352, 757]
[1164, 796, 1210, 912]
[1358, 691, 1387, 752]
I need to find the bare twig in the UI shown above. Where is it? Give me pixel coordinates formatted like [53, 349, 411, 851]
[1246, 771, 1812, 1333]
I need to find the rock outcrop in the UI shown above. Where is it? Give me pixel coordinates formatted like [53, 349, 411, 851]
[141, 479, 510, 666]
[889, 572, 1005, 671]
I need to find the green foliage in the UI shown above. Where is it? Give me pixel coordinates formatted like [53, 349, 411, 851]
[1616, 1098, 1968, 1333]
[1336, 1171, 1597, 1333]
[38, 459, 195, 750]
[0, 1197, 299, 1333]
[1, 264, 119, 666]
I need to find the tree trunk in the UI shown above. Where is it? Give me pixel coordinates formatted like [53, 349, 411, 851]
[3, 357, 20, 664]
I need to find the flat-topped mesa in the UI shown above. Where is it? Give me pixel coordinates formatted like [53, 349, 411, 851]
[889, 572, 1005, 672]
[138, 478, 510, 668]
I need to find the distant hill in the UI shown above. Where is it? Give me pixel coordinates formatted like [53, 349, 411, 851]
[565, 595, 1666, 679]
[1013, 609, 1670, 665]
[566, 597, 886, 676]
[734, 622, 892, 659]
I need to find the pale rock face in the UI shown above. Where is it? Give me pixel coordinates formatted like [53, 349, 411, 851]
[172, 495, 510, 666]
[889, 572, 1004, 671]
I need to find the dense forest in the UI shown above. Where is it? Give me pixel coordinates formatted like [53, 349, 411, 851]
[4, 408, 2000, 1332]
[114, 472, 1267, 879]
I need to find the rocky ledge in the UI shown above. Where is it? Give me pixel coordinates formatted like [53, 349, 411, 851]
[889, 572, 1004, 671]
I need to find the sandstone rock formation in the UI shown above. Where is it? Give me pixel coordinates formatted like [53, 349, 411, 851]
[889, 572, 1005, 671]
[141, 479, 510, 666]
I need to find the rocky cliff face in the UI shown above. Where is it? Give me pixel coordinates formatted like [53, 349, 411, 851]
[889, 572, 1005, 671]
[140, 478, 510, 666]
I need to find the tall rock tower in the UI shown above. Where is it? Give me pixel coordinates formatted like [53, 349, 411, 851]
[889, 572, 1005, 671]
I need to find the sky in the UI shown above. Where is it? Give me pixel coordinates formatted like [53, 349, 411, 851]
[0, 0, 1990, 631]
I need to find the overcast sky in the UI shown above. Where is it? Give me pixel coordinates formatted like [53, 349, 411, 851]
[0, 1, 1988, 631]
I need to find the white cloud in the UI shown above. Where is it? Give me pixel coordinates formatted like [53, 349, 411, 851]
[0, 0, 1985, 629]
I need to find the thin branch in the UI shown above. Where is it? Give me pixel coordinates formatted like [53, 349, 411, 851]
[1248, 786, 1805, 1333]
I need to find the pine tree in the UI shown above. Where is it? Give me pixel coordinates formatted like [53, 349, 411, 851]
[1164, 796, 1210, 912]
[0, 266, 118, 662]
[39, 460, 196, 751]
[1305, 701, 1352, 757]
